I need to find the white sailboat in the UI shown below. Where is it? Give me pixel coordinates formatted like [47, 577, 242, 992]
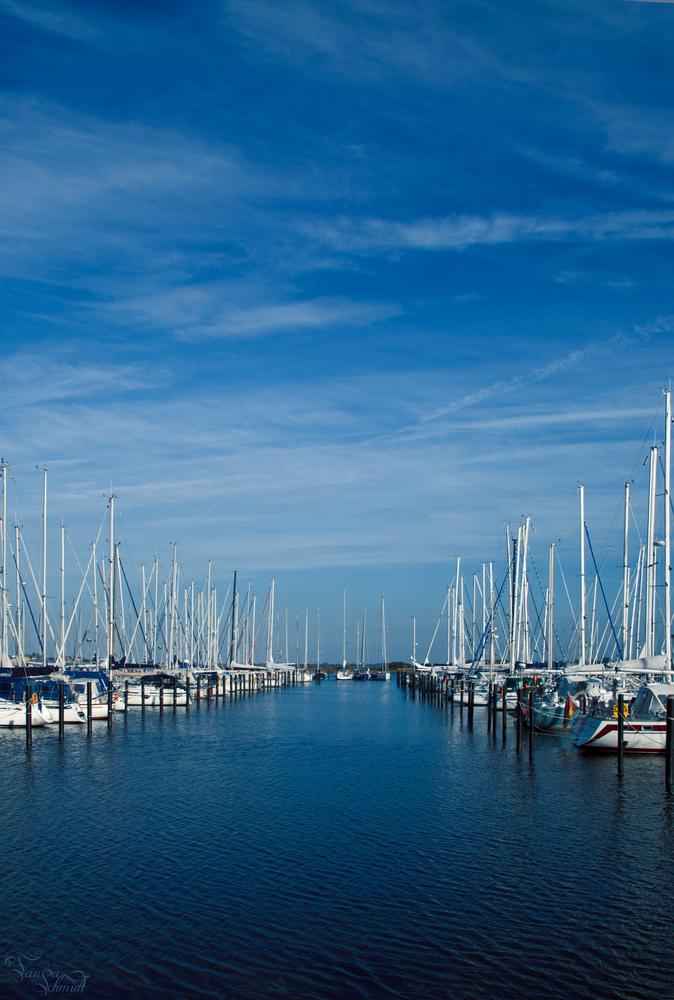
[370, 592, 390, 681]
[336, 590, 353, 680]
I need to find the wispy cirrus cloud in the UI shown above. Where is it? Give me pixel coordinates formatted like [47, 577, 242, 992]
[0, 350, 155, 410]
[106, 285, 400, 340]
[314, 209, 674, 255]
[0, 0, 98, 39]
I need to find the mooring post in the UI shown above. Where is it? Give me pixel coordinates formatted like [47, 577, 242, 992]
[516, 687, 522, 750]
[58, 681, 65, 739]
[141, 678, 146, 719]
[468, 681, 474, 725]
[617, 692, 625, 776]
[196, 676, 201, 706]
[87, 681, 92, 735]
[124, 680, 129, 715]
[107, 678, 113, 729]
[173, 682, 177, 714]
[487, 682, 492, 732]
[667, 695, 674, 792]
[186, 674, 191, 710]
[159, 683, 164, 716]
[25, 684, 32, 748]
[528, 689, 534, 760]
[501, 685, 507, 740]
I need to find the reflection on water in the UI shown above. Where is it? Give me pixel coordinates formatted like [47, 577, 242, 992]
[1, 682, 673, 999]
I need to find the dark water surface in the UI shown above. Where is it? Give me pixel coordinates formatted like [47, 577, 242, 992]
[1, 681, 673, 1000]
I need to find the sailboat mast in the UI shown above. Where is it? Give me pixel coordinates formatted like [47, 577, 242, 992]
[230, 570, 237, 666]
[304, 605, 308, 669]
[108, 494, 114, 671]
[665, 389, 672, 675]
[579, 485, 586, 666]
[548, 542, 554, 673]
[342, 589, 346, 668]
[15, 523, 20, 660]
[42, 469, 47, 670]
[1, 463, 6, 665]
[381, 591, 387, 669]
[623, 482, 630, 662]
[646, 446, 658, 658]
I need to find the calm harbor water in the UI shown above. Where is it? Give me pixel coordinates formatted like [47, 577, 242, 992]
[1, 680, 673, 1000]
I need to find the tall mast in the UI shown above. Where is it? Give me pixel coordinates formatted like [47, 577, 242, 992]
[266, 580, 275, 666]
[646, 446, 658, 658]
[548, 542, 555, 673]
[108, 494, 114, 671]
[412, 615, 416, 665]
[481, 563, 487, 666]
[362, 605, 367, 665]
[381, 591, 387, 669]
[153, 556, 158, 665]
[623, 483, 630, 662]
[579, 485, 586, 667]
[453, 557, 460, 666]
[15, 523, 21, 660]
[230, 570, 237, 666]
[316, 606, 320, 671]
[60, 521, 65, 669]
[42, 469, 47, 670]
[489, 562, 494, 678]
[665, 389, 672, 675]
[1, 463, 6, 665]
[342, 589, 347, 668]
[304, 605, 308, 669]
[250, 595, 257, 665]
[510, 528, 522, 673]
[168, 544, 177, 670]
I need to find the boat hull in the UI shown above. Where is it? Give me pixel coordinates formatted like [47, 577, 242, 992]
[574, 716, 666, 752]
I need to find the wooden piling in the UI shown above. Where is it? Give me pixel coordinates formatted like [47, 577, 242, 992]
[58, 681, 65, 739]
[528, 689, 534, 760]
[501, 685, 507, 740]
[87, 681, 92, 735]
[107, 679, 113, 729]
[666, 695, 674, 792]
[516, 687, 522, 750]
[124, 680, 129, 715]
[141, 678, 146, 719]
[159, 683, 164, 715]
[618, 693, 625, 777]
[186, 675, 191, 710]
[25, 684, 32, 748]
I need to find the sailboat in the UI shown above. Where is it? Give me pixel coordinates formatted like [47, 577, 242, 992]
[370, 593, 390, 681]
[336, 590, 353, 679]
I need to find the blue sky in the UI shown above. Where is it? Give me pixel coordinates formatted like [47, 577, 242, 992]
[1, 0, 674, 661]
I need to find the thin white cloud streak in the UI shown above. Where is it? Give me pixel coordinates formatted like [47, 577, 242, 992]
[0, 0, 98, 39]
[227, 0, 534, 89]
[1, 337, 663, 578]
[107, 287, 401, 340]
[0, 351, 154, 410]
[316, 210, 674, 254]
